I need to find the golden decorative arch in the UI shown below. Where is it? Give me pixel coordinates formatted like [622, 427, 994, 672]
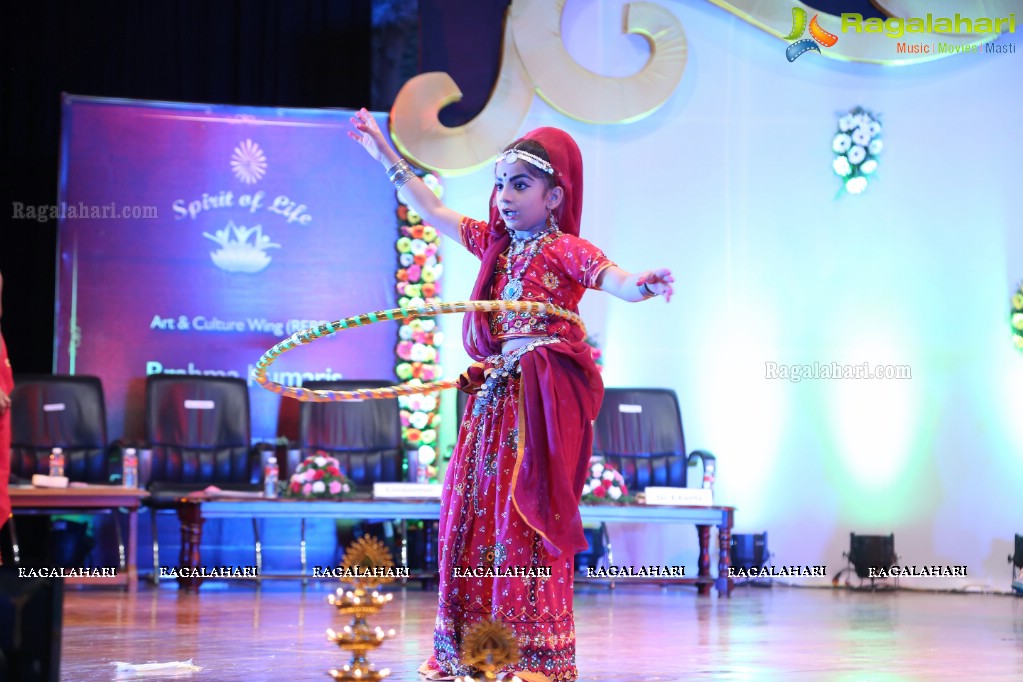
[390, 0, 686, 173]
[389, 16, 534, 176]
[510, 0, 687, 124]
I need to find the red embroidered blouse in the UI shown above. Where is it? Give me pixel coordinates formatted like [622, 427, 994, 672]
[459, 217, 614, 340]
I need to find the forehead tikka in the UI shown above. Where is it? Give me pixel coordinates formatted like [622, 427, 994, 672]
[496, 149, 556, 176]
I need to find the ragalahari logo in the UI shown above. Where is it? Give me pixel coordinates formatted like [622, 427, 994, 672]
[785, 7, 839, 61]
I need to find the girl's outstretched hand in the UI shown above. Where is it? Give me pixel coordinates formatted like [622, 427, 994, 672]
[637, 269, 675, 303]
[348, 108, 390, 164]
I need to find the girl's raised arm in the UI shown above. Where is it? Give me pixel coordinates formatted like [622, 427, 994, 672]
[348, 108, 464, 241]
[596, 266, 674, 303]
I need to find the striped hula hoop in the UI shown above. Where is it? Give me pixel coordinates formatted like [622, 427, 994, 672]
[252, 300, 586, 401]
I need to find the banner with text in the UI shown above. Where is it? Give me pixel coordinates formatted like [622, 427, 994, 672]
[56, 96, 397, 440]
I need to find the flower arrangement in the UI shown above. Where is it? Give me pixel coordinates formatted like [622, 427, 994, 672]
[395, 170, 444, 481]
[832, 106, 882, 195]
[1012, 282, 1023, 351]
[580, 459, 631, 504]
[286, 452, 353, 499]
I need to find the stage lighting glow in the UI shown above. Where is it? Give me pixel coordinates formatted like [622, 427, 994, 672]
[1001, 347, 1023, 453]
[698, 336, 787, 516]
[825, 336, 920, 523]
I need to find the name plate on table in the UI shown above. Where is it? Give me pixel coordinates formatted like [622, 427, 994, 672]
[643, 486, 713, 506]
[373, 482, 442, 499]
[31, 474, 70, 489]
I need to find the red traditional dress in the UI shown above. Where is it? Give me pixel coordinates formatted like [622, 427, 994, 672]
[423, 128, 612, 681]
[0, 329, 13, 525]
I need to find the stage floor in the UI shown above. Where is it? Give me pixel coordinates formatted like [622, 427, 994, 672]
[62, 582, 1021, 681]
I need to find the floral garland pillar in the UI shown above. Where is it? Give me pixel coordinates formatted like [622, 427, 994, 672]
[394, 171, 444, 483]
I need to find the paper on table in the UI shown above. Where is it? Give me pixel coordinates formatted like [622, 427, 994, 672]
[31, 474, 70, 489]
[112, 660, 202, 678]
[208, 490, 267, 499]
[187, 485, 266, 499]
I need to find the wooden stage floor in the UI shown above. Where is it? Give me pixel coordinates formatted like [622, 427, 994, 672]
[61, 582, 1021, 681]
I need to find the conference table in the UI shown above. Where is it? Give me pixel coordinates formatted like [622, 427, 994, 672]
[171, 495, 735, 596]
[8, 485, 149, 591]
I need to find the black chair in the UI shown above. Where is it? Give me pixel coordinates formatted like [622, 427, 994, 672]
[142, 374, 261, 581]
[583, 387, 716, 576]
[287, 380, 432, 576]
[6, 375, 126, 573]
[9, 374, 114, 483]
[594, 387, 716, 492]
[290, 380, 404, 487]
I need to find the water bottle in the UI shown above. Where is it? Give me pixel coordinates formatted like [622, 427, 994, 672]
[49, 447, 65, 477]
[702, 460, 716, 491]
[264, 456, 279, 498]
[122, 448, 139, 488]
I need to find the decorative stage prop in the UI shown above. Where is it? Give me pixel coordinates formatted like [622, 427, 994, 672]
[832, 107, 883, 195]
[1011, 284, 1023, 351]
[285, 452, 353, 499]
[326, 536, 398, 681]
[389, 0, 687, 174]
[252, 300, 585, 402]
[580, 459, 631, 504]
[393, 177, 445, 477]
[56, 96, 400, 440]
[454, 619, 525, 682]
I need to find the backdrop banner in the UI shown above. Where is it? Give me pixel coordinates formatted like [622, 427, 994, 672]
[56, 96, 396, 441]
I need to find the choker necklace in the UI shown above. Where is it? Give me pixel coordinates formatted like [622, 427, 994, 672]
[501, 225, 556, 301]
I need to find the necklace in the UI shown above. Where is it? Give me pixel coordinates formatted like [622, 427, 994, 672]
[500, 226, 555, 301]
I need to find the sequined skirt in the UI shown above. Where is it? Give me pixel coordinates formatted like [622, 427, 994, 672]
[432, 341, 578, 681]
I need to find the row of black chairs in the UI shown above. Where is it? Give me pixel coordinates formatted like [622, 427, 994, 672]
[10, 375, 709, 494]
[6, 373, 714, 577]
[7, 375, 405, 494]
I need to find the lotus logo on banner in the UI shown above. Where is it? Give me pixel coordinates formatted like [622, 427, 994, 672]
[203, 220, 280, 274]
[785, 7, 839, 62]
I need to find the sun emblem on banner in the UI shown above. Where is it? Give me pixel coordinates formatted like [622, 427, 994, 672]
[231, 139, 267, 184]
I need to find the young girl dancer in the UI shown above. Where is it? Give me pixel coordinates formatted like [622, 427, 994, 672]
[350, 110, 673, 681]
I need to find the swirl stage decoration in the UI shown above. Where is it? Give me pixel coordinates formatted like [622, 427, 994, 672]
[253, 300, 586, 401]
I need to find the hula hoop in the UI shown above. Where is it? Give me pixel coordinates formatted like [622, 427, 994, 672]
[252, 300, 586, 402]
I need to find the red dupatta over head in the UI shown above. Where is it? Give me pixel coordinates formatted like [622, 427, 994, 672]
[462, 127, 602, 558]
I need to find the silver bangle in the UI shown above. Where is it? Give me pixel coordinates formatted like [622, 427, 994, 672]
[387, 159, 414, 190]
[639, 281, 656, 298]
[386, 158, 408, 178]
